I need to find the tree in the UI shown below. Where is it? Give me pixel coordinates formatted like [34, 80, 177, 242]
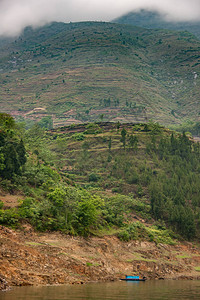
[121, 128, 127, 150]
[99, 114, 104, 122]
[0, 153, 4, 171]
[116, 122, 120, 130]
[73, 192, 103, 236]
[129, 134, 138, 151]
[170, 133, 177, 155]
[16, 139, 26, 166]
[0, 113, 27, 180]
[1, 143, 21, 178]
[108, 137, 112, 152]
[150, 181, 166, 220]
[0, 113, 15, 130]
[48, 186, 70, 224]
[38, 116, 53, 130]
[0, 131, 5, 147]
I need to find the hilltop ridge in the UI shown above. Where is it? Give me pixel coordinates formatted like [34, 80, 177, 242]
[114, 9, 200, 39]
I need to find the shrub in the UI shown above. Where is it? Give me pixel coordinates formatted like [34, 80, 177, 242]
[118, 230, 130, 241]
[72, 133, 85, 141]
[0, 208, 20, 227]
[85, 123, 102, 134]
[0, 200, 4, 209]
[126, 172, 139, 184]
[89, 173, 99, 182]
[117, 222, 139, 241]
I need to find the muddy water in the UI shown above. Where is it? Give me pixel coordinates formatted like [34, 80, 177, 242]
[1, 280, 200, 300]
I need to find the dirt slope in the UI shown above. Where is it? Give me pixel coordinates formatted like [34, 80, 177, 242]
[1, 225, 200, 290]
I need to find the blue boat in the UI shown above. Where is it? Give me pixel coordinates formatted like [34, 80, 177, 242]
[121, 275, 146, 282]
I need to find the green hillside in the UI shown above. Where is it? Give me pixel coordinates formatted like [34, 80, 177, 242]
[1, 115, 200, 241]
[114, 9, 200, 38]
[0, 21, 200, 127]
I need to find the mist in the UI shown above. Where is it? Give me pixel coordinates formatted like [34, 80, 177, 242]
[0, 0, 200, 37]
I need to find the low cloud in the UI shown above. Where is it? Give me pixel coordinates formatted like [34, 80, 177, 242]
[0, 0, 200, 36]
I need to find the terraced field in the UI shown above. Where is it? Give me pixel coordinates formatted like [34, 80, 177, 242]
[0, 22, 199, 126]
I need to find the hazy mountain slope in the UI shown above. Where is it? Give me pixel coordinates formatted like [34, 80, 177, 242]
[0, 37, 14, 49]
[0, 22, 199, 126]
[0, 22, 69, 58]
[114, 10, 200, 39]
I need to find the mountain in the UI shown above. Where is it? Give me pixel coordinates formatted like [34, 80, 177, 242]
[0, 21, 199, 126]
[0, 37, 14, 49]
[114, 9, 200, 39]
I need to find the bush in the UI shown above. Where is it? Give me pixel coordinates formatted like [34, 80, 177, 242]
[117, 222, 139, 241]
[118, 230, 130, 241]
[89, 173, 99, 182]
[85, 123, 102, 134]
[0, 200, 4, 209]
[146, 226, 175, 245]
[0, 208, 20, 227]
[72, 133, 85, 141]
[126, 172, 139, 184]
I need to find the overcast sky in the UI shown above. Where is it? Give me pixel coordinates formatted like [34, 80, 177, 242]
[0, 0, 200, 37]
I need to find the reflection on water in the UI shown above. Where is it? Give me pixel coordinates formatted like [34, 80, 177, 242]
[1, 280, 200, 300]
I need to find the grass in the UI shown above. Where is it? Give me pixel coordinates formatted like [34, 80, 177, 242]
[195, 267, 200, 272]
[176, 254, 192, 259]
[86, 262, 100, 267]
[127, 253, 158, 263]
[58, 252, 69, 256]
[25, 242, 44, 246]
[91, 227, 121, 237]
[146, 226, 176, 245]
[46, 242, 60, 246]
[127, 253, 181, 266]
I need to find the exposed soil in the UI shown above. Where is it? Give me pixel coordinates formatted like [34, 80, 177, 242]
[1, 225, 200, 290]
[0, 193, 23, 209]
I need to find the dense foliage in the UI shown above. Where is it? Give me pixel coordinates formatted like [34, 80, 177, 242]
[0, 117, 200, 241]
[170, 121, 200, 137]
[0, 113, 26, 179]
[149, 132, 199, 239]
[47, 122, 200, 240]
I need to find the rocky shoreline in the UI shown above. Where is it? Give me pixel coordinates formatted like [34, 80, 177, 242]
[0, 276, 10, 291]
[1, 225, 200, 291]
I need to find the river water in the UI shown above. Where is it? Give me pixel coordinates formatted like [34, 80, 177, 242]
[1, 280, 200, 300]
